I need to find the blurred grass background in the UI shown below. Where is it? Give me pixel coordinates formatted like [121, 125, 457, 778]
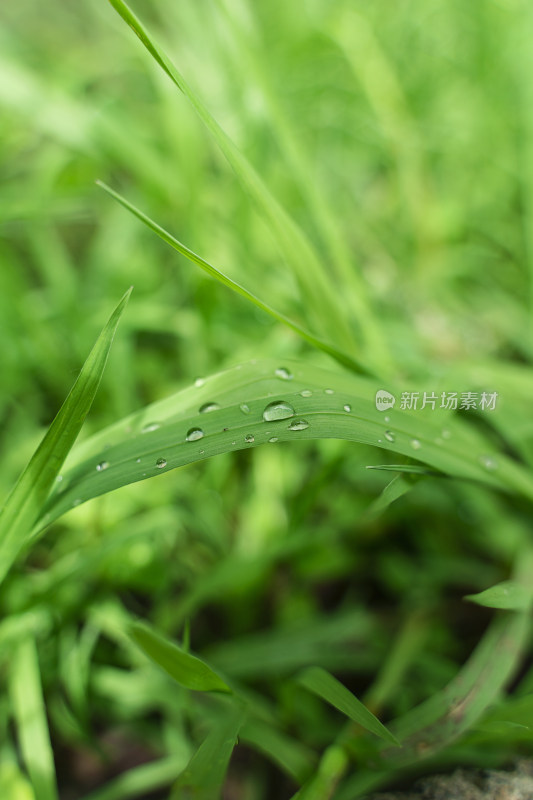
[1, 0, 533, 798]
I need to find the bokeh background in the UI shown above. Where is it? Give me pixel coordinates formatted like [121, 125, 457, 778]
[1, 1, 533, 798]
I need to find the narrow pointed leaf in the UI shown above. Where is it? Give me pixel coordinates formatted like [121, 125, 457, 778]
[129, 622, 232, 694]
[170, 704, 246, 800]
[0, 289, 131, 584]
[465, 580, 533, 611]
[298, 666, 399, 746]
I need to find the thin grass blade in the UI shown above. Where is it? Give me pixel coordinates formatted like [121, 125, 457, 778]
[9, 638, 58, 800]
[0, 289, 131, 584]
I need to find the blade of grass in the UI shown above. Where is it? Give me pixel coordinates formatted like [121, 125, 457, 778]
[128, 622, 232, 694]
[81, 756, 190, 800]
[0, 289, 131, 584]
[464, 580, 533, 611]
[170, 703, 246, 800]
[96, 181, 371, 376]
[298, 667, 399, 746]
[38, 358, 533, 531]
[9, 638, 58, 800]
[106, 0, 358, 354]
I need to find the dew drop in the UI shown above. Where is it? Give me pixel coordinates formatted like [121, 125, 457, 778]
[56, 475, 63, 483]
[186, 428, 204, 442]
[324, 388, 334, 395]
[384, 431, 395, 443]
[141, 422, 160, 434]
[344, 404, 352, 413]
[441, 429, 451, 440]
[384, 416, 390, 423]
[194, 377, 205, 388]
[199, 402, 220, 413]
[96, 461, 109, 472]
[244, 434, 255, 443]
[480, 455, 498, 471]
[275, 367, 293, 380]
[240, 403, 250, 414]
[136, 458, 141, 463]
[269, 436, 279, 443]
[288, 419, 309, 431]
[262, 400, 295, 422]
[300, 390, 312, 397]
[410, 439, 422, 450]
[156, 458, 167, 469]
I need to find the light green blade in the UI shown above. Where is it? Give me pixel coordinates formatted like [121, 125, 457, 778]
[297, 667, 398, 746]
[97, 181, 371, 376]
[128, 622, 232, 694]
[106, 0, 358, 354]
[0, 288, 131, 584]
[38, 358, 533, 530]
[9, 638, 58, 800]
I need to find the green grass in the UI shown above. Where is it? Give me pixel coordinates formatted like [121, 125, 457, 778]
[1, 0, 533, 798]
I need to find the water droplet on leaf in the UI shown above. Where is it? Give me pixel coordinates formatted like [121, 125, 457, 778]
[480, 455, 498, 470]
[142, 422, 160, 434]
[410, 439, 421, 450]
[344, 404, 352, 413]
[194, 377, 205, 388]
[269, 437, 278, 443]
[324, 388, 334, 395]
[199, 402, 220, 413]
[300, 390, 312, 397]
[186, 428, 204, 442]
[96, 461, 109, 472]
[384, 431, 395, 442]
[244, 434, 255, 443]
[156, 458, 167, 469]
[263, 400, 295, 422]
[275, 367, 293, 380]
[288, 419, 309, 431]
[240, 403, 250, 414]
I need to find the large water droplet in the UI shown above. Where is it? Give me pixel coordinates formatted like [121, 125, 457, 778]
[324, 388, 334, 395]
[480, 455, 498, 471]
[240, 403, 250, 414]
[141, 422, 160, 434]
[263, 400, 295, 422]
[96, 461, 109, 472]
[344, 404, 352, 413]
[156, 458, 167, 469]
[275, 367, 293, 380]
[244, 434, 255, 443]
[300, 390, 312, 397]
[186, 428, 204, 442]
[384, 431, 395, 443]
[410, 439, 422, 450]
[288, 419, 309, 431]
[199, 402, 220, 413]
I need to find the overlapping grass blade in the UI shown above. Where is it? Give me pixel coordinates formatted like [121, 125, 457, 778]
[9, 638, 58, 800]
[298, 667, 398, 745]
[82, 756, 190, 800]
[106, 0, 358, 354]
[97, 181, 370, 376]
[128, 622, 232, 694]
[0, 289, 131, 584]
[170, 703, 246, 800]
[39, 358, 533, 530]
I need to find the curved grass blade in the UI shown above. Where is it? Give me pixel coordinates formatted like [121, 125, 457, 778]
[170, 703, 246, 800]
[128, 622, 232, 694]
[81, 756, 190, 800]
[9, 638, 58, 800]
[298, 667, 398, 746]
[38, 358, 533, 530]
[96, 181, 370, 376]
[0, 288, 131, 584]
[106, 0, 358, 355]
